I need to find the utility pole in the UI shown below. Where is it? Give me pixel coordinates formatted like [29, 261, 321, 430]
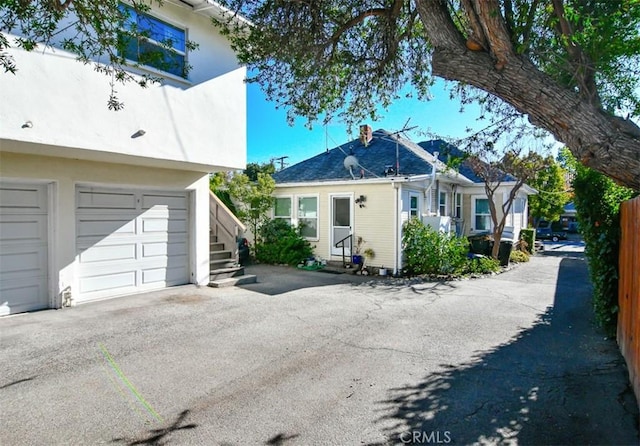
[271, 156, 289, 171]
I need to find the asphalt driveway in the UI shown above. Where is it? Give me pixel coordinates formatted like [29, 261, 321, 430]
[1, 248, 638, 445]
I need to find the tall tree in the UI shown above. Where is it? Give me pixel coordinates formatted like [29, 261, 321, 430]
[528, 156, 571, 225]
[210, 0, 640, 190]
[467, 150, 550, 259]
[227, 172, 275, 252]
[3, 2, 639, 188]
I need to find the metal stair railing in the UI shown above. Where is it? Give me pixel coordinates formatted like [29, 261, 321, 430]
[334, 233, 353, 268]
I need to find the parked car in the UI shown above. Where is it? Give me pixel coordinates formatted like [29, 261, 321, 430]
[238, 237, 250, 265]
[536, 227, 567, 242]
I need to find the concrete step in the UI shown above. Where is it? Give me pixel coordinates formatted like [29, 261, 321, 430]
[210, 265, 244, 281]
[210, 258, 237, 269]
[210, 242, 225, 251]
[209, 274, 257, 288]
[210, 250, 233, 261]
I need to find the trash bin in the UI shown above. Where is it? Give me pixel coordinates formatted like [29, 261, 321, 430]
[468, 234, 493, 256]
[498, 240, 513, 266]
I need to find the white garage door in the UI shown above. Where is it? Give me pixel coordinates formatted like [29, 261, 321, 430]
[76, 187, 189, 303]
[0, 183, 49, 315]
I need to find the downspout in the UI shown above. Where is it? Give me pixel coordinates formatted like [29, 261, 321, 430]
[393, 180, 401, 276]
[425, 151, 439, 214]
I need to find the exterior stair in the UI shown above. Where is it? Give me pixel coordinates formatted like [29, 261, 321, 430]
[208, 191, 256, 287]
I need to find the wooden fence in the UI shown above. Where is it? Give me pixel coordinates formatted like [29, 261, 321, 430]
[618, 195, 640, 411]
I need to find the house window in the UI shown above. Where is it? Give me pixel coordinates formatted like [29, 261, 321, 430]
[409, 194, 419, 218]
[474, 197, 491, 231]
[297, 196, 318, 239]
[454, 193, 462, 219]
[274, 197, 292, 224]
[439, 191, 447, 216]
[273, 195, 318, 239]
[119, 3, 188, 78]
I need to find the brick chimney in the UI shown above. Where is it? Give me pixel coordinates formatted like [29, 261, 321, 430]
[359, 125, 373, 146]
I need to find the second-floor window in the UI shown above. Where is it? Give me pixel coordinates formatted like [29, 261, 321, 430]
[119, 3, 187, 78]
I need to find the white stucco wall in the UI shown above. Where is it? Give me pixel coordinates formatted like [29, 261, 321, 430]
[0, 2, 246, 172]
[0, 42, 246, 171]
[0, 151, 211, 307]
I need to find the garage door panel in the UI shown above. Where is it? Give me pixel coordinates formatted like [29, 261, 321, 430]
[0, 248, 47, 276]
[0, 186, 46, 212]
[79, 271, 137, 294]
[0, 182, 49, 315]
[78, 243, 137, 263]
[141, 215, 187, 234]
[0, 282, 48, 315]
[77, 218, 136, 238]
[142, 193, 188, 210]
[142, 264, 188, 285]
[142, 240, 188, 258]
[77, 190, 136, 209]
[0, 215, 47, 243]
[76, 187, 189, 303]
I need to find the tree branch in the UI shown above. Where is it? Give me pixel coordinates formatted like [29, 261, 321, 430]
[551, 0, 601, 107]
[470, 0, 514, 70]
[329, 8, 389, 45]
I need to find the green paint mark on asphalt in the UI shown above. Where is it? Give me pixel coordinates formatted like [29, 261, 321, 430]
[99, 343, 164, 422]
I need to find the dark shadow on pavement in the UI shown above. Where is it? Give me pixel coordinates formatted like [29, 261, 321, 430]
[111, 409, 197, 445]
[372, 257, 639, 445]
[242, 264, 374, 296]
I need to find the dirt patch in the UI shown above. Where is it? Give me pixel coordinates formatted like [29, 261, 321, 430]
[163, 294, 206, 305]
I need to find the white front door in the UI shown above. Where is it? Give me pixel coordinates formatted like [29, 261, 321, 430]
[0, 182, 49, 315]
[330, 195, 353, 256]
[75, 186, 189, 302]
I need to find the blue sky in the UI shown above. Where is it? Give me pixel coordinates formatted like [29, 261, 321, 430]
[246, 79, 490, 168]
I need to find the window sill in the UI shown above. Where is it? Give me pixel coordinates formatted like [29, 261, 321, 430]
[123, 60, 193, 87]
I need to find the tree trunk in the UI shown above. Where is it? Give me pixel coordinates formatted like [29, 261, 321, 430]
[416, 0, 640, 191]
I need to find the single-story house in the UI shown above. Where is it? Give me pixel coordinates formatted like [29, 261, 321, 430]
[0, 1, 247, 315]
[271, 127, 535, 274]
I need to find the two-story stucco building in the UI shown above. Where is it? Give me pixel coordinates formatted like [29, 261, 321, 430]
[0, 1, 247, 314]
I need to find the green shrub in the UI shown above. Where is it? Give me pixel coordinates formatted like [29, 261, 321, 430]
[519, 228, 535, 254]
[256, 219, 313, 265]
[572, 162, 636, 335]
[463, 256, 501, 274]
[510, 250, 530, 263]
[402, 218, 469, 276]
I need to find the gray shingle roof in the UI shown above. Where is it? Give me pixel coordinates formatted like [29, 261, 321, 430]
[271, 130, 518, 185]
[272, 129, 436, 184]
[417, 140, 517, 184]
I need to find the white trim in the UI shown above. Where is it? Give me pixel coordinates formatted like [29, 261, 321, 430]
[272, 194, 319, 241]
[395, 183, 402, 275]
[409, 191, 421, 218]
[438, 190, 448, 217]
[471, 195, 492, 233]
[454, 192, 462, 219]
[47, 181, 59, 309]
[296, 193, 320, 241]
[275, 174, 433, 189]
[328, 192, 354, 257]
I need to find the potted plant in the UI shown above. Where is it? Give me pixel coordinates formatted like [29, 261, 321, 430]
[352, 236, 365, 265]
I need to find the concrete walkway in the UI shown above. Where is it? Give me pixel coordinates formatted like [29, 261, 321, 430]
[0, 247, 637, 445]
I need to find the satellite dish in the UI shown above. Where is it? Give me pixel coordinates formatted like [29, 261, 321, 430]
[344, 155, 359, 179]
[344, 155, 359, 169]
